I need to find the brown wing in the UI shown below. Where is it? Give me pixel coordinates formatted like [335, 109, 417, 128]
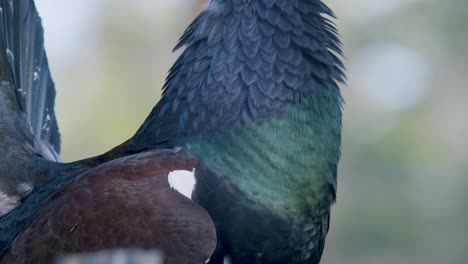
[1, 150, 216, 264]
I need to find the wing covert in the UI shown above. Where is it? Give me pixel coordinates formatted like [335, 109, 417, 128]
[0, 150, 216, 264]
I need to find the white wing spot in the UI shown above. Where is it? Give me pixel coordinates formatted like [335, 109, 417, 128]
[168, 169, 196, 200]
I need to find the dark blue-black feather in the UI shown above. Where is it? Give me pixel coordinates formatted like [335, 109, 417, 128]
[0, 0, 60, 159]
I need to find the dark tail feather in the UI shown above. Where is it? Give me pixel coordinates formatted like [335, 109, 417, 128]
[0, 0, 60, 160]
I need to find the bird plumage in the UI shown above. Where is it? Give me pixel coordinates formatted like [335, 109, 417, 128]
[0, 1, 217, 263]
[1, 150, 216, 264]
[0, 0, 60, 160]
[130, 0, 344, 263]
[0, 0, 344, 263]
[0, 0, 60, 211]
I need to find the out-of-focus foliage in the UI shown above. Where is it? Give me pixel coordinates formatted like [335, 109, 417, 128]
[36, 0, 467, 263]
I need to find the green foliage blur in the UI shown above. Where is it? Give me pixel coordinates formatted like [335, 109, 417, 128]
[37, 0, 468, 263]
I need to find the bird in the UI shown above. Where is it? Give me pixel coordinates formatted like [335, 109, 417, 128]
[0, 0, 345, 263]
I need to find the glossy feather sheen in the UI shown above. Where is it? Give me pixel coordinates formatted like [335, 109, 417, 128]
[185, 91, 342, 219]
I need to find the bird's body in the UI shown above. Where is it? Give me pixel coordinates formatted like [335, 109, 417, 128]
[0, 0, 344, 263]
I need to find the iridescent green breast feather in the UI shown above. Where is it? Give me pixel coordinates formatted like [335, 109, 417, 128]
[178, 88, 343, 219]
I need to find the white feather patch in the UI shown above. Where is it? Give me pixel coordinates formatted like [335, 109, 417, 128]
[168, 169, 196, 200]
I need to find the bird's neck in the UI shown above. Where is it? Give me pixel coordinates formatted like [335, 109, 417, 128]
[161, 0, 344, 220]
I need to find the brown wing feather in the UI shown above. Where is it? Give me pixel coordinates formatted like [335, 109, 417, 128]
[1, 150, 216, 264]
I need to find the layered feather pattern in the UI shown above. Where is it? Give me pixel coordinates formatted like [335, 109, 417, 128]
[130, 0, 344, 149]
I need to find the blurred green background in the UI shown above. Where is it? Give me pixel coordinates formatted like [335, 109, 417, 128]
[36, 0, 468, 263]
